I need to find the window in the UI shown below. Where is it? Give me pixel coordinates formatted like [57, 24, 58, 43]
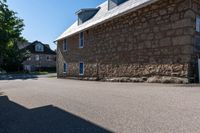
[63, 39, 67, 51]
[35, 55, 40, 61]
[63, 63, 67, 73]
[196, 17, 200, 32]
[35, 44, 44, 52]
[46, 56, 51, 61]
[79, 32, 84, 48]
[79, 62, 84, 75]
[27, 57, 31, 61]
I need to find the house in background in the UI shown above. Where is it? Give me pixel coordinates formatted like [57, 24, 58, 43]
[22, 41, 56, 72]
[56, 0, 200, 83]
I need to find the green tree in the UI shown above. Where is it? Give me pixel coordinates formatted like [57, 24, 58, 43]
[0, 0, 28, 71]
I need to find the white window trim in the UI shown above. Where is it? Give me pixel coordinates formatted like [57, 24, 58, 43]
[63, 39, 67, 51]
[63, 62, 67, 73]
[79, 62, 84, 75]
[196, 17, 200, 32]
[79, 32, 84, 48]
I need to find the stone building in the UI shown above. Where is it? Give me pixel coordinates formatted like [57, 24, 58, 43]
[56, 0, 200, 83]
[22, 41, 56, 72]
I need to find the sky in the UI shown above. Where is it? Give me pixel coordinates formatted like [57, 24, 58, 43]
[7, 0, 105, 50]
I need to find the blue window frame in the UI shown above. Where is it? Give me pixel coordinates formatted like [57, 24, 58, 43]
[79, 32, 84, 48]
[79, 62, 84, 75]
[63, 63, 67, 73]
[63, 39, 67, 51]
[196, 17, 200, 32]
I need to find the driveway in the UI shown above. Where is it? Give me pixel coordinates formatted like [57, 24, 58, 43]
[0, 77, 200, 133]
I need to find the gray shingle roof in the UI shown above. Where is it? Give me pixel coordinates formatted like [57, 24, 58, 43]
[56, 0, 158, 41]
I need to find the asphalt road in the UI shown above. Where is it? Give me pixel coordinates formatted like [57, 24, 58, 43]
[0, 77, 200, 133]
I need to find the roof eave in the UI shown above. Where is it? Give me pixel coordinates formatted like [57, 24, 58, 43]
[55, 0, 159, 42]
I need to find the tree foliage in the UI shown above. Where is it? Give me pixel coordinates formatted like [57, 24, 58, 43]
[0, 0, 28, 71]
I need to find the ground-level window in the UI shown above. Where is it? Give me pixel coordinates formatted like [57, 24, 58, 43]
[79, 62, 84, 75]
[63, 63, 67, 73]
[35, 55, 40, 61]
[27, 57, 31, 61]
[46, 56, 51, 61]
[196, 17, 200, 32]
[79, 32, 84, 48]
[63, 39, 67, 51]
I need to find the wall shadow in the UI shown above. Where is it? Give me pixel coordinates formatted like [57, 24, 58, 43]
[0, 96, 111, 133]
[0, 74, 38, 80]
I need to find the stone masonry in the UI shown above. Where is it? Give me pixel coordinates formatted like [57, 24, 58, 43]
[57, 0, 200, 83]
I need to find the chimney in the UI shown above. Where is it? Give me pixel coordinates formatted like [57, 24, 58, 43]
[108, 0, 128, 10]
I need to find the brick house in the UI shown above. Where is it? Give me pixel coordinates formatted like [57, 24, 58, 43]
[56, 0, 200, 83]
[22, 41, 56, 71]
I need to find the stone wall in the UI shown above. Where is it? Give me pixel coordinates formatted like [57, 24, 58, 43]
[57, 0, 198, 81]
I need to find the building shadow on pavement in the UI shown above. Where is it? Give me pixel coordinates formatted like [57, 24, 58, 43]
[0, 96, 111, 133]
[0, 74, 38, 80]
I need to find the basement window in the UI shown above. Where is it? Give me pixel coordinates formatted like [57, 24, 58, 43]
[79, 62, 84, 75]
[79, 32, 84, 48]
[63, 63, 67, 73]
[196, 17, 200, 32]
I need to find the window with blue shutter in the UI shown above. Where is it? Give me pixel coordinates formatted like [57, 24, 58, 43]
[63, 39, 67, 51]
[79, 62, 84, 75]
[63, 63, 67, 73]
[79, 32, 84, 48]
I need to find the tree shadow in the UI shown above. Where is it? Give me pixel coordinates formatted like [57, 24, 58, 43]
[0, 74, 38, 80]
[0, 96, 111, 133]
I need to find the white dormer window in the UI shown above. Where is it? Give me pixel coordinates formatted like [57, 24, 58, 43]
[196, 17, 200, 32]
[63, 39, 67, 51]
[79, 32, 84, 48]
[35, 44, 44, 52]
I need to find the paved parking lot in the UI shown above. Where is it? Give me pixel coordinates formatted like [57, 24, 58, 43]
[0, 77, 200, 133]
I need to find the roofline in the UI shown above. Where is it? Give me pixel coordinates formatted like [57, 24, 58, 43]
[75, 7, 101, 15]
[55, 0, 159, 42]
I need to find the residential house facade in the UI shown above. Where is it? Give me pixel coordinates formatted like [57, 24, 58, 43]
[22, 41, 56, 71]
[56, 0, 200, 83]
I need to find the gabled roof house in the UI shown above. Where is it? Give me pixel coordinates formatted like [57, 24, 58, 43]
[56, 0, 200, 83]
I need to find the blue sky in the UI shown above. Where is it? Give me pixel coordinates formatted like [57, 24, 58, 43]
[7, 0, 105, 50]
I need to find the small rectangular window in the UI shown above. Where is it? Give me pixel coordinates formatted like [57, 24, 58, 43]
[196, 17, 200, 32]
[46, 56, 51, 61]
[63, 63, 67, 73]
[63, 39, 67, 51]
[79, 62, 84, 75]
[79, 32, 84, 48]
[27, 57, 31, 61]
[35, 55, 40, 61]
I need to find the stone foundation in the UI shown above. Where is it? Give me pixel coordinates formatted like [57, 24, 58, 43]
[58, 63, 189, 78]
